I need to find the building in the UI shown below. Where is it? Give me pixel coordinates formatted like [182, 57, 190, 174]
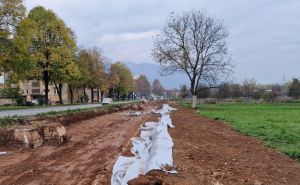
[0, 77, 102, 105]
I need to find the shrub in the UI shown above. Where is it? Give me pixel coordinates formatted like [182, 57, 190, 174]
[16, 96, 24, 105]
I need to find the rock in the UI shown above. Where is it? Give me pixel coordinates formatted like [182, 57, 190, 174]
[254, 180, 263, 185]
[14, 127, 43, 148]
[43, 123, 67, 144]
[137, 104, 144, 110]
[129, 112, 142, 116]
[212, 172, 224, 179]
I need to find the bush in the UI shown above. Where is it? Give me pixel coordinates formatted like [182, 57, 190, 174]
[37, 97, 45, 105]
[203, 98, 217, 104]
[261, 92, 275, 102]
[274, 96, 299, 103]
[16, 96, 24, 105]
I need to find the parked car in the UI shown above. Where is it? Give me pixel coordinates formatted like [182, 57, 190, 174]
[31, 99, 39, 105]
[102, 98, 113, 105]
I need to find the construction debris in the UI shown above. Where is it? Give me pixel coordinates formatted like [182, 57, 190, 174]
[129, 112, 142, 117]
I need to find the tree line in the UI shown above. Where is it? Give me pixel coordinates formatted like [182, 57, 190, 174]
[179, 78, 300, 102]
[0, 0, 165, 104]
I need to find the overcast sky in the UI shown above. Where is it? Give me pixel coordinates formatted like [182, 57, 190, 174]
[25, 0, 300, 84]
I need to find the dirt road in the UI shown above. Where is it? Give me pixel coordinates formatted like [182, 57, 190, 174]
[0, 104, 157, 185]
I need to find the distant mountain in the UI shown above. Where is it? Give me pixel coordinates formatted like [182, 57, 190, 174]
[124, 62, 189, 89]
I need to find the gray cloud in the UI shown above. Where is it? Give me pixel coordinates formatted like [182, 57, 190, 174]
[25, 0, 300, 86]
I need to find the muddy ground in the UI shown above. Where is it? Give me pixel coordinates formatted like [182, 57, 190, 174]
[1, 103, 300, 185]
[130, 104, 300, 185]
[0, 104, 158, 185]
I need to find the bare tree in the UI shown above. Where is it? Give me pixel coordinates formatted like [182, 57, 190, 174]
[242, 78, 256, 98]
[135, 75, 151, 97]
[180, 84, 189, 99]
[152, 79, 165, 96]
[152, 10, 232, 108]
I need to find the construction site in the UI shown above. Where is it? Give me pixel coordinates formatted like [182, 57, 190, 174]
[0, 101, 299, 185]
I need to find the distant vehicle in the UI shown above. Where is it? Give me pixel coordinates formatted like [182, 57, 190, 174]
[31, 99, 39, 105]
[102, 98, 113, 105]
[157, 96, 164, 100]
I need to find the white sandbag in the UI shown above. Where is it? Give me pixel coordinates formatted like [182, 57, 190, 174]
[111, 156, 141, 185]
[0, 151, 6, 156]
[160, 114, 175, 128]
[111, 104, 177, 185]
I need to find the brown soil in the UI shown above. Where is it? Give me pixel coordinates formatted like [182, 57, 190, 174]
[0, 104, 157, 185]
[1, 103, 300, 185]
[130, 104, 300, 185]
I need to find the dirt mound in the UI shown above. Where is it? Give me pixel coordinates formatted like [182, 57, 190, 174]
[128, 174, 163, 185]
[0, 129, 17, 148]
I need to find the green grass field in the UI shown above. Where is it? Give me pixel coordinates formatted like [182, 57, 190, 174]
[195, 103, 300, 160]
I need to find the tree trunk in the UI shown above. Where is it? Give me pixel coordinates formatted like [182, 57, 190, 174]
[101, 91, 104, 102]
[58, 84, 63, 104]
[91, 88, 94, 103]
[117, 91, 120, 101]
[97, 88, 100, 102]
[83, 87, 87, 103]
[192, 95, 197, 109]
[54, 83, 63, 104]
[69, 84, 73, 104]
[43, 71, 49, 105]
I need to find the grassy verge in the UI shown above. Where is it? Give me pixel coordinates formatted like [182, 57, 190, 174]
[0, 101, 141, 128]
[0, 105, 43, 111]
[182, 102, 300, 160]
[0, 103, 104, 112]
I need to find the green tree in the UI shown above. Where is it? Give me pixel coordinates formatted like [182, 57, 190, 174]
[87, 47, 105, 102]
[16, 6, 76, 104]
[1, 80, 20, 104]
[52, 59, 80, 104]
[76, 49, 92, 102]
[0, 0, 26, 70]
[75, 48, 105, 103]
[288, 78, 300, 99]
[109, 62, 133, 100]
[66, 58, 81, 104]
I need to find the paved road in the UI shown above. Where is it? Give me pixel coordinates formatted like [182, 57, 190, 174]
[0, 104, 103, 118]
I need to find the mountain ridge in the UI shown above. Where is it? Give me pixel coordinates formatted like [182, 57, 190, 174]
[123, 62, 189, 89]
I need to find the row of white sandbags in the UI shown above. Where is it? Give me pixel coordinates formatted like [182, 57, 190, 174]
[111, 104, 177, 185]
